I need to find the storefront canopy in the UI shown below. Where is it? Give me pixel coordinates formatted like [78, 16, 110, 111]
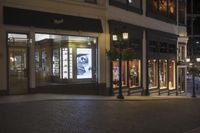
[3, 7, 103, 33]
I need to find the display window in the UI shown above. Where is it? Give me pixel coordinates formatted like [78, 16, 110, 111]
[112, 61, 127, 88]
[168, 60, 175, 90]
[112, 59, 141, 89]
[35, 33, 97, 86]
[159, 60, 168, 89]
[129, 60, 141, 88]
[168, 0, 175, 18]
[148, 60, 158, 89]
[159, 0, 167, 15]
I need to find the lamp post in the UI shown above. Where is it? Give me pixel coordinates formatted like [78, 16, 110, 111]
[112, 31, 128, 99]
[190, 57, 196, 98]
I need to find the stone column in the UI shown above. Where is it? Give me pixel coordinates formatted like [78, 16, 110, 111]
[29, 31, 36, 91]
[0, 3, 7, 93]
[142, 30, 148, 95]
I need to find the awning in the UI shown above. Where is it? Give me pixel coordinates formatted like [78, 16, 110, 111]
[3, 6, 103, 33]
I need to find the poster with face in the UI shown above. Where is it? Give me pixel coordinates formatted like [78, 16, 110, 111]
[76, 48, 92, 79]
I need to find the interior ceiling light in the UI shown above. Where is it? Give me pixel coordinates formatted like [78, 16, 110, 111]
[128, 0, 132, 3]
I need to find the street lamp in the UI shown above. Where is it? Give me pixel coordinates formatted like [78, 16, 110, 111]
[112, 31, 129, 99]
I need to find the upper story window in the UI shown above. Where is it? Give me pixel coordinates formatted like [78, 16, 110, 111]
[178, 0, 186, 25]
[147, 0, 177, 23]
[159, 0, 167, 15]
[109, 0, 143, 14]
[178, 43, 186, 62]
[168, 0, 176, 19]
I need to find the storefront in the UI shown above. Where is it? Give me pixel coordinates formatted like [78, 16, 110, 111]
[3, 6, 103, 95]
[147, 30, 177, 95]
[109, 20, 143, 95]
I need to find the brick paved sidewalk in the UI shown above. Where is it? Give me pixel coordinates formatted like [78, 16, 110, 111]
[0, 93, 198, 104]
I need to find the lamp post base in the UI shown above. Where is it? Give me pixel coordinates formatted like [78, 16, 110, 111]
[117, 94, 124, 99]
[192, 94, 196, 98]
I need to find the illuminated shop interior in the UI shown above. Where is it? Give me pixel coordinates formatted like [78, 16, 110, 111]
[148, 59, 176, 90]
[112, 59, 141, 89]
[35, 33, 97, 86]
[148, 60, 158, 89]
[7, 33, 28, 92]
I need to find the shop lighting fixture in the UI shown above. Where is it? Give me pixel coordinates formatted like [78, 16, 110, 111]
[112, 35, 118, 41]
[186, 58, 190, 62]
[128, 0, 132, 4]
[196, 58, 200, 62]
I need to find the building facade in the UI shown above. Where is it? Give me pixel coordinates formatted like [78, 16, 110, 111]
[0, 0, 187, 96]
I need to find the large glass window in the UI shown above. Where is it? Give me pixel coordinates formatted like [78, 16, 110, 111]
[178, 0, 186, 25]
[129, 59, 141, 88]
[159, 0, 167, 15]
[159, 60, 167, 89]
[149, 0, 159, 13]
[148, 60, 158, 89]
[178, 44, 186, 62]
[112, 60, 141, 89]
[109, 0, 142, 13]
[35, 33, 97, 86]
[168, 0, 176, 18]
[148, 0, 176, 22]
[169, 60, 175, 90]
[112, 61, 127, 88]
[128, 0, 141, 9]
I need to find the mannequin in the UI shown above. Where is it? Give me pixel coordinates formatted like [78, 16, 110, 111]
[130, 65, 138, 86]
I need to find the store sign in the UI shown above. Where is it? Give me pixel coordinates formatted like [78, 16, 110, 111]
[3, 6, 103, 33]
[53, 19, 64, 25]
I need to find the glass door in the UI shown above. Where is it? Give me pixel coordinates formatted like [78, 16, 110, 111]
[8, 33, 29, 94]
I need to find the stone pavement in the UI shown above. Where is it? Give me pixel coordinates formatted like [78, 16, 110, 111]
[0, 93, 197, 104]
[0, 94, 200, 133]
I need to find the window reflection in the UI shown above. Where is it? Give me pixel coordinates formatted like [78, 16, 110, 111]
[169, 60, 175, 90]
[159, 60, 167, 89]
[35, 33, 97, 86]
[159, 0, 167, 15]
[112, 61, 127, 88]
[148, 60, 158, 89]
[129, 60, 141, 88]
[169, 0, 175, 18]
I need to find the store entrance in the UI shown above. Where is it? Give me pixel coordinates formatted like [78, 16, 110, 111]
[178, 68, 186, 93]
[8, 33, 29, 94]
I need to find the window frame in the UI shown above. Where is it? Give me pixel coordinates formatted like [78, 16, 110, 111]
[109, 0, 143, 14]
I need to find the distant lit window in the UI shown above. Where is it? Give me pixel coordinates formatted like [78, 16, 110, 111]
[147, 0, 177, 22]
[168, 0, 176, 18]
[159, 0, 167, 15]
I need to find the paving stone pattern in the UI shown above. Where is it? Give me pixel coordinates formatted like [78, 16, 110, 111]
[1, 99, 200, 133]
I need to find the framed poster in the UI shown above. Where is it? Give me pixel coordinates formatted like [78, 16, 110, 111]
[76, 48, 92, 79]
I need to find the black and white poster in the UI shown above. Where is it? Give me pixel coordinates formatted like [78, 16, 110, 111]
[76, 48, 92, 79]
